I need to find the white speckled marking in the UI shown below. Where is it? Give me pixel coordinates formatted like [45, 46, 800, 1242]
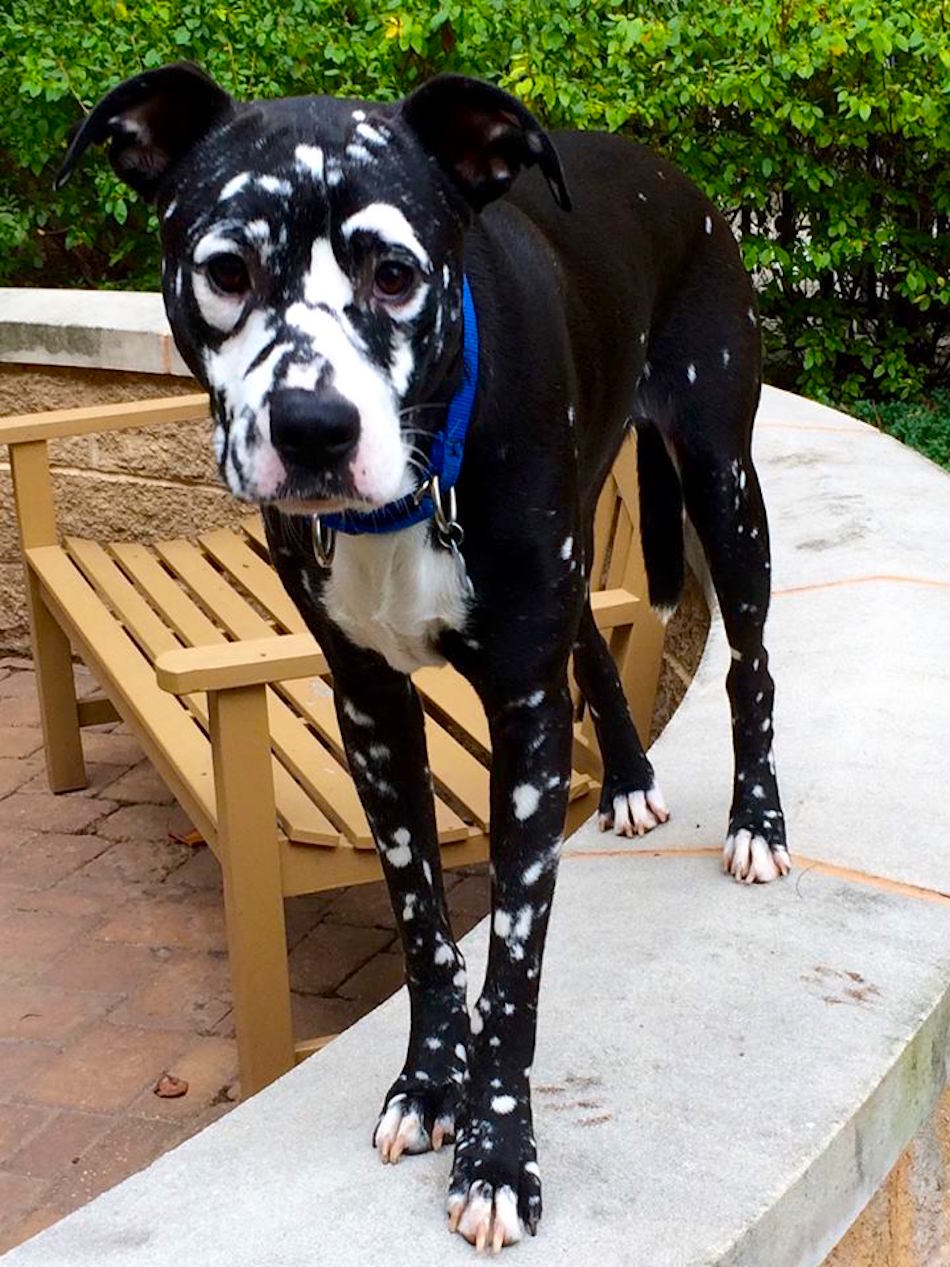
[512, 784, 540, 821]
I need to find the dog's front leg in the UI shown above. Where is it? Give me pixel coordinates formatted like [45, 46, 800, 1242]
[329, 650, 469, 1163]
[447, 680, 573, 1252]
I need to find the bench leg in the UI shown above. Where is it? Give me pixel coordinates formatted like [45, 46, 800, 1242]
[208, 684, 295, 1097]
[9, 440, 86, 793]
[28, 576, 87, 792]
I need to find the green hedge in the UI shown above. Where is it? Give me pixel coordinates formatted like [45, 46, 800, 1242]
[2, 0, 948, 405]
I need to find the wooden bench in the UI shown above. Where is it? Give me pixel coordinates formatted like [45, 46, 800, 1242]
[1, 394, 665, 1096]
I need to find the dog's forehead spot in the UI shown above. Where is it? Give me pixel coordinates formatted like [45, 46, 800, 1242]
[341, 203, 432, 271]
[326, 156, 344, 187]
[219, 171, 251, 201]
[294, 144, 324, 180]
[303, 236, 353, 311]
[356, 120, 390, 149]
[255, 174, 293, 198]
[345, 141, 374, 166]
[194, 229, 242, 265]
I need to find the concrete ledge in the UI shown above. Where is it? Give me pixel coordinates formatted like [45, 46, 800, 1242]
[4, 386, 950, 1265]
[0, 289, 189, 377]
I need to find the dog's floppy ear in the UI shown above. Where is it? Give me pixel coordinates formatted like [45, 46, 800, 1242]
[55, 62, 233, 201]
[401, 74, 571, 214]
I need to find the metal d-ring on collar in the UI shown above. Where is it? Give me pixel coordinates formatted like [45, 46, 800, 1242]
[310, 275, 478, 570]
[311, 515, 336, 568]
[416, 473, 463, 550]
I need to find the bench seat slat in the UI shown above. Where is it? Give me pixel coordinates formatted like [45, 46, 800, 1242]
[66, 538, 341, 849]
[157, 536, 487, 840]
[199, 527, 310, 635]
[24, 544, 218, 847]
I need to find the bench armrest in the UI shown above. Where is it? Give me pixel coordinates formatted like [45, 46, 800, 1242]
[0, 393, 210, 446]
[156, 634, 328, 694]
[590, 587, 639, 628]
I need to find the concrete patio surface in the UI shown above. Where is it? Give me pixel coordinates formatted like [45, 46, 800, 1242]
[2, 384, 950, 1265]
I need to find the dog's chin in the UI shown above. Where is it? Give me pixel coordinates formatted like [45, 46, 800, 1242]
[268, 493, 378, 516]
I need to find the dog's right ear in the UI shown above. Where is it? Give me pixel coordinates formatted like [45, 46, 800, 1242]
[54, 62, 233, 201]
[401, 75, 571, 214]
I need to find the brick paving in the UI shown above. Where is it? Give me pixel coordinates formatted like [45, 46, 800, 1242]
[0, 659, 491, 1254]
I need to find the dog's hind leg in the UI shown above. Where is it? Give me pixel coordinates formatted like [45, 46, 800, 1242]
[647, 253, 789, 882]
[572, 599, 669, 835]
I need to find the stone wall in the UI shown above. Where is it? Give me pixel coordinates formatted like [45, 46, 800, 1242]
[827, 1084, 950, 1266]
[0, 364, 240, 653]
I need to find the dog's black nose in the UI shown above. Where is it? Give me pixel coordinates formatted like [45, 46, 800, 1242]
[269, 387, 360, 469]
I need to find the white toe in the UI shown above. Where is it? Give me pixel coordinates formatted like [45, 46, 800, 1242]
[729, 828, 753, 879]
[612, 795, 633, 837]
[392, 1110, 428, 1161]
[374, 1095, 429, 1162]
[491, 1186, 523, 1251]
[457, 1184, 494, 1250]
[645, 782, 669, 822]
[374, 1096, 405, 1161]
[747, 835, 779, 884]
[629, 790, 658, 835]
[722, 834, 736, 873]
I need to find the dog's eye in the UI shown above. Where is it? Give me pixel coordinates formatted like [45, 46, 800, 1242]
[205, 253, 251, 297]
[373, 260, 416, 302]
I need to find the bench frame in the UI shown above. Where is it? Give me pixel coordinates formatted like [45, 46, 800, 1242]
[1, 395, 666, 1096]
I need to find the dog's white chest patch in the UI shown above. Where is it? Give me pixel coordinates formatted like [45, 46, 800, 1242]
[322, 524, 471, 675]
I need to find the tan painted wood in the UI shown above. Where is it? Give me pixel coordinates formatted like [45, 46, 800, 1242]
[25, 545, 218, 844]
[590, 475, 617, 590]
[208, 684, 295, 1094]
[0, 393, 210, 445]
[156, 634, 325, 693]
[606, 505, 633, 590]
[413, 666, 490, 753]
[77, 695, 120, 727]
[67, 538, 340, 848]
[278, 825, 487, 896]
[198, 528, 309, 634]
[590, 588, 639, 628]
[294, 1035, 337, 1062]
[156, 537, 478, 844]
[9, 443, 86, 791]
[109, 543, 346, 848]
[613, 433, 665, 738]
[240, 514, 269, 554]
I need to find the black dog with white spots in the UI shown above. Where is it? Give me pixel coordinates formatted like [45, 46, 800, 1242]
[60, 63, 789, 1251]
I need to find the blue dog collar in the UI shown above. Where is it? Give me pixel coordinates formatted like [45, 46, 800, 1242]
[314, 275, 478, 558]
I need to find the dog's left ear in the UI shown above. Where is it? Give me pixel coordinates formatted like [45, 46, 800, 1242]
[54, 62, 234, 201]
[401, 74, 571, 214]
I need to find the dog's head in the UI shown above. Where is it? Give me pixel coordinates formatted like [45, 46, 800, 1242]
[57, 63, 569, 512]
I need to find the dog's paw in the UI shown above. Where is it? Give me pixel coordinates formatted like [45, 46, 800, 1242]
[374, 1072, 464, 1163]
[448, 1178, 530, 1253]
[598, 782, 669, 837]
[447, 1090, 542, 1251]
[723, 828, 791, 884]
